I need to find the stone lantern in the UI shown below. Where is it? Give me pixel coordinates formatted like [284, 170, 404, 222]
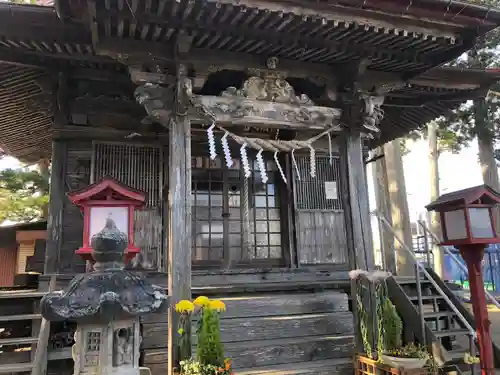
[40, 218, 168, 375]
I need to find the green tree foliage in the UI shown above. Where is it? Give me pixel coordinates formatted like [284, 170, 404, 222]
[434, 0, 500, 177]
[0, 167, 49, 223]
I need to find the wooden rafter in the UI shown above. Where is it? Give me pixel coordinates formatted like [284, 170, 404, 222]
[97, 9, 440, 67]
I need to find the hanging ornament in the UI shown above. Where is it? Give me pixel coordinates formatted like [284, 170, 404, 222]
[207, 123, 217, 160]
[256, 149, 268, 183]
[291, 149, 301, 181]
[309, 145, 316, 178]
[327, 132, 333, 166]
[240, 143, 251, 178]
[221, 131, 233, 168]
[274, 152, 287, 184]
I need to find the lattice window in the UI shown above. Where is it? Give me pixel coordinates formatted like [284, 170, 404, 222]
[84, 331, 101, 367]
[92, 142, 163, 269]
[293, 154, 347, 265]
[92, 142, 162, 207]
[191, 156, 283, 265]
[294, 155, 343, 211]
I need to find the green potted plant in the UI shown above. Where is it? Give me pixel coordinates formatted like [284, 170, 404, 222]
[381, 343, 430, 370]
[351, 270, 430, 370]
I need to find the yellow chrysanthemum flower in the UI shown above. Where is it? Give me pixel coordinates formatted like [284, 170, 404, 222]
[193, 296, 210, 307]
[175, 300, 195, 313]
[208, 299, 226, 312]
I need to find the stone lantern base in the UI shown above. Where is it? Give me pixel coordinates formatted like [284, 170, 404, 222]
[73, 318, 141, 375]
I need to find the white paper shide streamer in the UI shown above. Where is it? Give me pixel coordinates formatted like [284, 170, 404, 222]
[327, 132, 333, 166]
[274, 152, 287, 184]
[256, 149, 268, 183]
[221, 131, 233, 168]
[240, 143, 251, 178]
[309, 146, 316, 178]
[207, 123, 217, 160]
[291, 149, 301, 181]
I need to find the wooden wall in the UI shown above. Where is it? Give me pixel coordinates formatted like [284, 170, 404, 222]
[50, 137, 353, 274]
[142, 290, 354, 374]
[50, 140, 166, 274]
[58, 140, 92, 273]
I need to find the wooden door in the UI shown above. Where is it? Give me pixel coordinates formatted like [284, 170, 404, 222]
[191, 156, 285, 268]
[292, 154, 348, 267]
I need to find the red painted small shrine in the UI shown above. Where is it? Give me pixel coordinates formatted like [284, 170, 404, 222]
[67, 177, 147, 264]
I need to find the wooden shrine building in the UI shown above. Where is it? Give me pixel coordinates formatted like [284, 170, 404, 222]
[0, 1, 500, 374]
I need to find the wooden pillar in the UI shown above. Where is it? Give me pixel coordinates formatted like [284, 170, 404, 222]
[167, 62, 192, 375]
[44, 140, 67, 274]
[341, 132, 374, 271]
[45, 73, 68, 275]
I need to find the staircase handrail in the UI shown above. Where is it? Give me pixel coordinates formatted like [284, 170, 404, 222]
[373, 211, 477, 340]
[31, 275, 56, 375]
[417, 220, 500, 311]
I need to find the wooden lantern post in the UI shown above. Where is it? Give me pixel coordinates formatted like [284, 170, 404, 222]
[67, 177, 147, 266]
[426, 184, 500, 375]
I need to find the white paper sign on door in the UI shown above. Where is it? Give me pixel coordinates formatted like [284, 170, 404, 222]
[324, 181, 338, 200]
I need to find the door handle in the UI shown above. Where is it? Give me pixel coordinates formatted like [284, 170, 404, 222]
[222, 212, 231, 218]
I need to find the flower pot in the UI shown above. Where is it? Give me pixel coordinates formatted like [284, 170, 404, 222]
[380, 354, 427, 369]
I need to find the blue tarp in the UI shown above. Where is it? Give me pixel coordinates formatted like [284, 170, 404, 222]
[443, 244, 500, 295]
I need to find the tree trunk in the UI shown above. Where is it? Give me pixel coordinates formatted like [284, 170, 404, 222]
[478, 135, 500, 190]
[372, 147, 396, 273]
[384, 139, 414, 276]
[428, 122, 444, 277]
[475, 98, 500, 233]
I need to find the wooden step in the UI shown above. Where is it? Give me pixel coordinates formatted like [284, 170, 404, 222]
[0, 291, 45, 299]
[236, 358, 352, 375]
[48, 347, 72, 361]
[433, 329, 471, 338]
[0, 337, 38, 346]
[0, 362, 33, 373]
[0, 314, 41, 322]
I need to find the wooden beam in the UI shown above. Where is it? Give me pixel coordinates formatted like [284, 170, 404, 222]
[70, 68, 133, 84]
[44, 140, 66, 274]
[97, 38, 498, 93]
[97, 37, 336, 81]
[384, 88, 488, 107]
[340, 133, 374, 270]
[0, 17, 91, 45]
[0, 45, 113, 69]
[52, 125, 169, 141]
[168, 51, 192, 374]
[70, 97, 145, 117]
[98, 9, 434, 66]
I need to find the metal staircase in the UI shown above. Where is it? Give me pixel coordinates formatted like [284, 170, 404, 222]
[389, 271, 478, 373]
[373, 212, 500, 375]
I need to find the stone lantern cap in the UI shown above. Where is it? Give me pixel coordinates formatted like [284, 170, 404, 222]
[41, 218, 168, 324]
